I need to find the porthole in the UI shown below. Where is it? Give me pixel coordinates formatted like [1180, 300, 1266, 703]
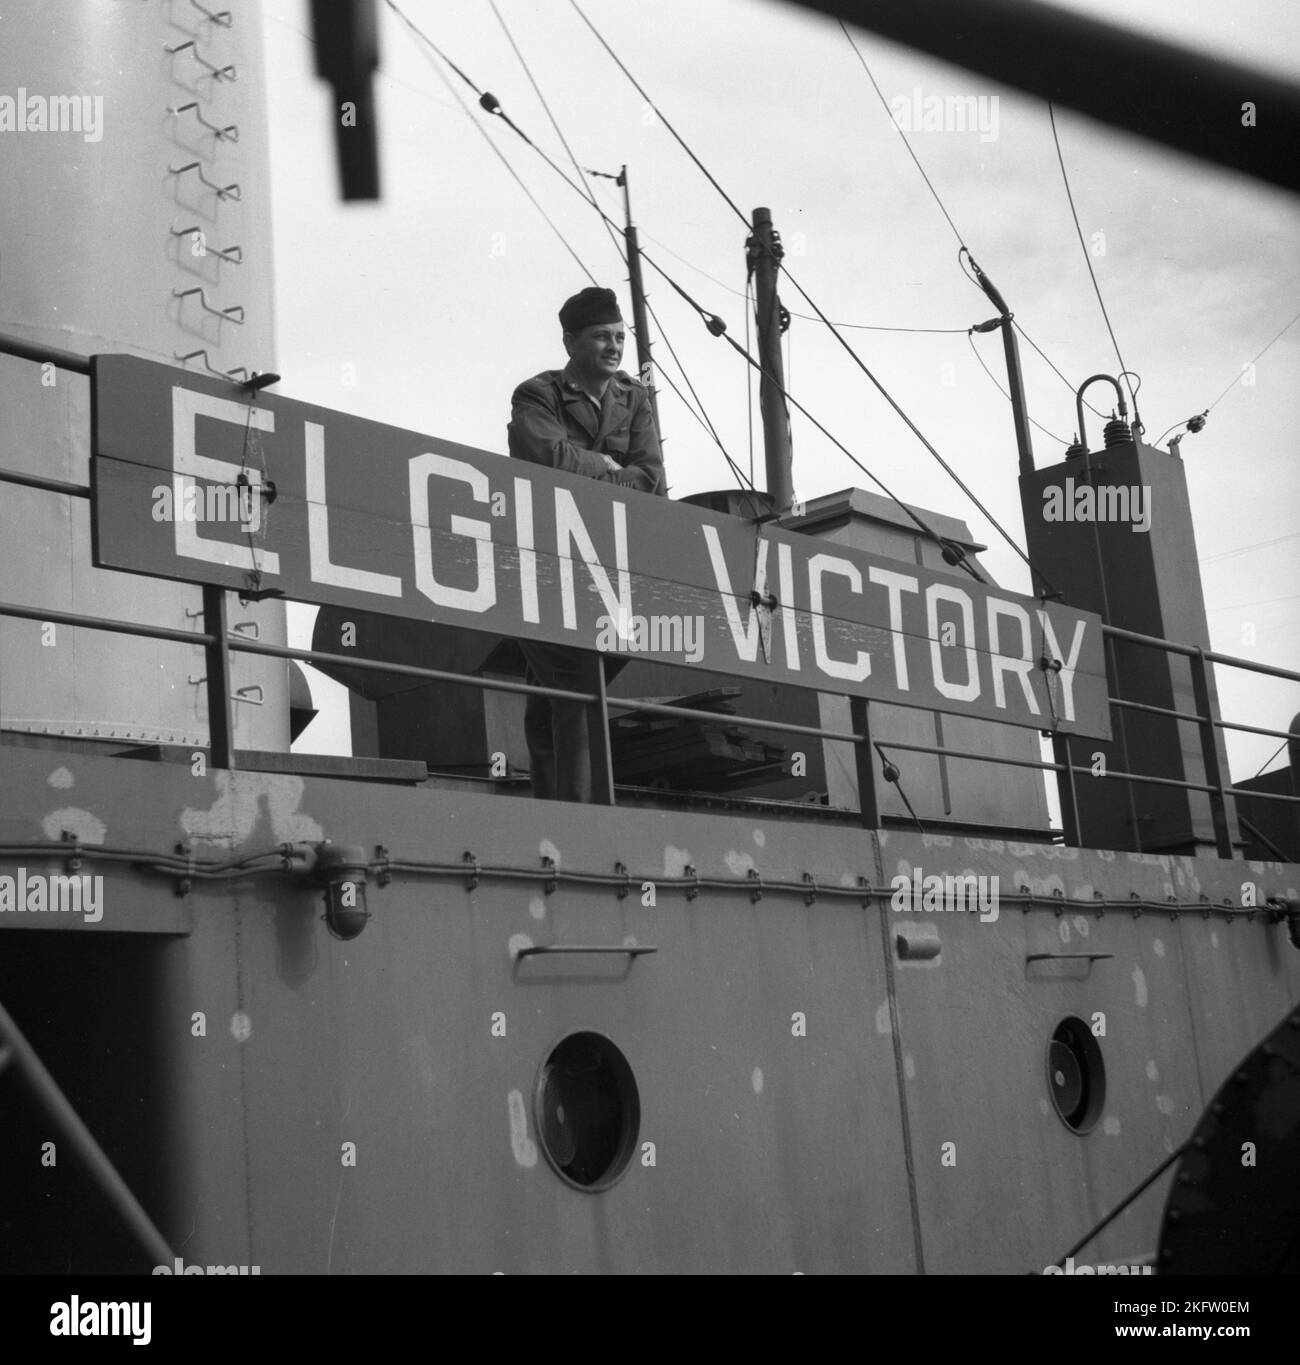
[534, 1032, 640, 1191]
[1047, 1016, 1105, 1133]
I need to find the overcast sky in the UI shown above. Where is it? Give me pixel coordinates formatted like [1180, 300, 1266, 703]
[262, 0, 1300, 780]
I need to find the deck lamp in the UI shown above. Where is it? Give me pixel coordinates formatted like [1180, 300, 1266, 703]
[312, 842, 371, 940]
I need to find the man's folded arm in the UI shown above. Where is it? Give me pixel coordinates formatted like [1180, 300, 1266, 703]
[508, 384, 610, 479]
[610, 392, 667, 495]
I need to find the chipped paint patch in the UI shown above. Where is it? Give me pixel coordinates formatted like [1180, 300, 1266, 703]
[1133, 965, 1148, 1008]
[1103, 1116, 1122, 1136]
[1072, 916, 1090, 938]
[724, 849, 756, 877]
[903, 1054, 916, 1080]
[751, 1066, 764, 1094]
[41, 808, 106, 844]
[1058, 919, 1071, 944]
[663, 845, 692, 878]
[508, 933, 533, 959]
[1210, 930, 1220, 950]
[1155, 1095, 1175, 1115]
[965, 838, 1006, 853]
[921, 833, 952, 849]
[507, 1090, 538, 1168]
[528, 896, 546, 921]
[1039, 1098, 1051, 1116]
[1163, 1135, 1175, 1153]
[1146, 1060, 1159, 1082]
[875, 1002, 892, 1036]
[1153, 939, 1166, 958]
[230, 1012, 252, 1042]
[47, 767, 74, 790]
[752, 829, 766, 848]
[1097, 848, 1116, 862]
[180, 771, 323, 845]
[538, 838, 561, 868]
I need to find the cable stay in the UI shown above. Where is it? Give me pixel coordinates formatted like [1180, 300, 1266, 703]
[568, 0, 1066, 594]
[386, 0, 596, 285]
[1048, 103, 1136, 417]
[967, 332, 1069, 446]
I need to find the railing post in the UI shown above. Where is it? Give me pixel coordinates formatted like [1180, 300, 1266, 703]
[588, 655, 616, 806]
[1190, 647, 1234, 859]
[202, 584, 236, 771]
[850, 696, 880, 829]
[1054, 735, 1083, 847]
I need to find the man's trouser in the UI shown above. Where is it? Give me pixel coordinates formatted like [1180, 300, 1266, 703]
[518, 640, 614, 803]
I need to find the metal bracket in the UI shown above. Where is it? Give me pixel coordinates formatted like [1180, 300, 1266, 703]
[59, 830, 82, 874]
[233, 685, 263, 706]
[684, 863, 700, 901]
[615, 861, 630, 900]
[168, 161, 241, 200]
[170, 223, 243, 264]
[514, 944, 658, 959]
[463, 850, 479, 892]
[169, 102, 239, 141]
[175, 349, 248, 383]
[164, 39, 237, 81]
[541, 854, 557, 895]
[748, 868, 764, 903]
[188, 0, 234, 28]
[173, 287, 245, 324]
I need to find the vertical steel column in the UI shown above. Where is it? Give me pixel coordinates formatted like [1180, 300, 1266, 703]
[1190, 647, 1234, 858]
[589, 656, 616, 806]
[850, 697, 880, 829]
[203, 584, 236, 770]
[1054, 736, 1083, 847]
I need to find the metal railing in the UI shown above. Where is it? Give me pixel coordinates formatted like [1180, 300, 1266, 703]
[1, 332, 1296, 858]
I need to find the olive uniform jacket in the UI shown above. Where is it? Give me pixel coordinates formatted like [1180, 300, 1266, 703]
[507, 367, 667, 497]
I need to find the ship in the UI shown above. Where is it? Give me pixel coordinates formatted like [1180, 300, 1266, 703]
[1, 0, 1298, 1283]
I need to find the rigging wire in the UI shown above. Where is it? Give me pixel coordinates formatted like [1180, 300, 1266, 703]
[390, 2, 950, 545]
[565, 1, 1053, 588]
[840, 22, 1106, 424]
[386, 2, 752, 505]
[488, 0, 627, 266]
[643, 295, 739, 477]
[638, 228, 970, 332]
[1047, 102, 1135, 411]
[385, 0, 596, 284]
[838, 20, 965, 251]
[478, 4, 762, 505]
[650, 267, 985, 579]
[1206, 305, 1300, 413]
[967, 332, 1069, 446]
[1015, 320, 1107, 418]
[1200, 531, 1300, 565]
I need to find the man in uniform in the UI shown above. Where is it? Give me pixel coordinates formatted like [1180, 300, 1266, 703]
[507, 286, 667, 801]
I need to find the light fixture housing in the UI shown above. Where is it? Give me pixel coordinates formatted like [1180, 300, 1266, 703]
[312, 841, 371, 940]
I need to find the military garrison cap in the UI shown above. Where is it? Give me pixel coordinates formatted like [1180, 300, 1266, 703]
[559, 286, 623, 334]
